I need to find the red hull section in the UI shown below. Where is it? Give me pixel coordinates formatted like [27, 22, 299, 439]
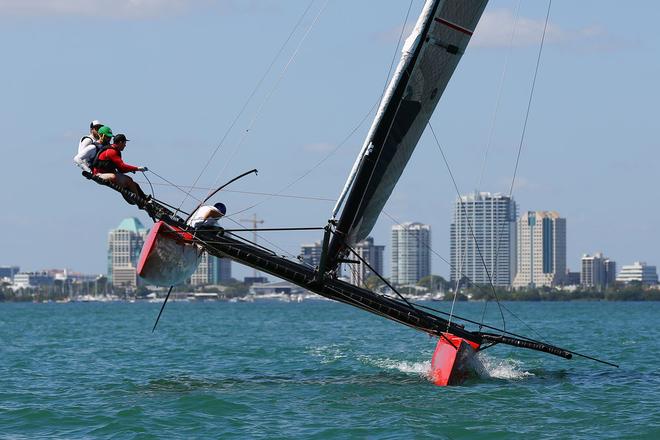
[137, 221, 201, 286]
[430, 333, 480, 386]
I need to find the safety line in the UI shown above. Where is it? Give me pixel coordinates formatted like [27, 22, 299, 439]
[227, 0, 415, 219]
[175, 0, 319, 215]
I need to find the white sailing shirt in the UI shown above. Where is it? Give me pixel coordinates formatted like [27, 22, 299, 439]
[73, 141, 101, 173]
[186, 205, 223, 228]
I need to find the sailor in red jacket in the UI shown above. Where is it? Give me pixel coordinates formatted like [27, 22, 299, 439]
[92, 133, 148, 200]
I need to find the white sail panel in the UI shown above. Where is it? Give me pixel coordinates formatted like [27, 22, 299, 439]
[328, 0, 488, 266]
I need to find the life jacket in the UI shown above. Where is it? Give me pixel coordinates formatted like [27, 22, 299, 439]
[92, 145, 117, 173]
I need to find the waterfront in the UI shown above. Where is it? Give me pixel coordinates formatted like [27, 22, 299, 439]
[0, 300, 658, 439]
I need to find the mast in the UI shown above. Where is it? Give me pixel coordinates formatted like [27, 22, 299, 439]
[327, 0, 489, 269]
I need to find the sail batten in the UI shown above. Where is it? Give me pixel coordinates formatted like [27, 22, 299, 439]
[328, 0, 488, 267]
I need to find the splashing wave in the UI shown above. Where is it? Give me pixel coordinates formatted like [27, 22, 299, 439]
[476, 353, 534, 380]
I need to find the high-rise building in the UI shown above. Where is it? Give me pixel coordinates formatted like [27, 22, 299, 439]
[450, 192, 517, 287]
[348, 237, 384, 287]
[300, 241, 323, 269]
[108, 217, 148, 288]
[513, 211, 566, 288]
[616, 261, 658, 285]
[581, 253, 616, 289]
[0, 266, 20, 280]
[190, 252, 232, 285]
[391, 222, 431, 285]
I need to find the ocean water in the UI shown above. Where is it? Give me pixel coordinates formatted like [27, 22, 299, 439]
[0, 300, 658, 439]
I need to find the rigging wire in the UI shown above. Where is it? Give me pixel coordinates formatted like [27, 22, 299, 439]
[224, 100, 378, 219]
[342, 239, 415, 310]
[226, 0, 415, 219]
[481, 0, 554, 342]
[476, 0, 522, 192]
[210, 0, 331, 188]
[428, 122, 507, 334]
[134, 182, 336, 202]
[473, 0, 521, 327]
[141, 171, 155, 200]
[508, 0, 553, 200]
[224, 216, 299, 261]
[174, 0, 319, 215]
[148, 169, 205, 203]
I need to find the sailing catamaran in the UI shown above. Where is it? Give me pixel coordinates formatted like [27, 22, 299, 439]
[83, 0, 616, 386]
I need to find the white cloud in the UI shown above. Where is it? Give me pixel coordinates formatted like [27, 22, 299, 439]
[472, 9, 611, 50]
[372, 22, 415, 44]
[0, 0, 275, 19]
[373, 9, 615, 52]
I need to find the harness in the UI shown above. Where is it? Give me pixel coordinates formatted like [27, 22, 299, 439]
[92, 145, 117, 173]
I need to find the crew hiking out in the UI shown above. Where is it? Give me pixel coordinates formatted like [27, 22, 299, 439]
[92, 132, 149, 202]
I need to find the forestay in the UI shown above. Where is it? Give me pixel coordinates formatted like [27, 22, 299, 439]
[327, 0, 488, 268]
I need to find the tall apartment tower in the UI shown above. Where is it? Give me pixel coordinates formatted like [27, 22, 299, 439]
[391, 222, 431, 285]
[513, 211, 566, 288]
[190, 252, 232, 285]
[300, 241, 323, 269]
[581, 253, 616, 289]
[450, 192, 517, 287]
[349, 237, 385, 287]
[108, 217, 148, 288]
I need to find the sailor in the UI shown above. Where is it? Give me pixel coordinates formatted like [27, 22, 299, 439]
[74, 124, 113, 172]
[187, 203, 226, 228]
[78, 120, 103, 154]
[92, 133, 149, 200]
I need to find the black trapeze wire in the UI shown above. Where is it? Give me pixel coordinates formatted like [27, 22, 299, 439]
[174, 0, 320, 217]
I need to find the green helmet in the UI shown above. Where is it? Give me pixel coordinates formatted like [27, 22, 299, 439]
[98, 126, 113, 137]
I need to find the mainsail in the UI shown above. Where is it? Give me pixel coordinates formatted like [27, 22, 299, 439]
[328, 0, 488, 267]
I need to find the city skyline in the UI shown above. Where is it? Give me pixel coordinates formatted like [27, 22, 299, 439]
[1, 1, 659, 282]
[2, 202, 655, 285]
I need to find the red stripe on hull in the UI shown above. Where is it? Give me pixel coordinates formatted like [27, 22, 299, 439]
[430, 333, 480, 386]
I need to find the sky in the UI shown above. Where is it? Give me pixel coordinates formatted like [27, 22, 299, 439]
[0, 0, 659, 280]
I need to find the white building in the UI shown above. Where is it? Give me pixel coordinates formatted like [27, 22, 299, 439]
[513, 211, 566, 288]
[581, 253, 616, 289]
[616, 261, 658, 285]
[250, 280, 305, 296]
[391, 222, 430, 285]
[12, 272, 54, 289]
[348, 237, 384, 287]
[107, 218, 148, 288]
[190, 252, 231, 285]
[450, 192, 516, 287]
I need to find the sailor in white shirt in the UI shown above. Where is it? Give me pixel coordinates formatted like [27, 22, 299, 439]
[187, 203, 226, 228]
[78, 120, 103, 154]
[73, 120, 105, 172]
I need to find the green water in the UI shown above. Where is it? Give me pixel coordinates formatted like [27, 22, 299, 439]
[0, 301, 658, 439]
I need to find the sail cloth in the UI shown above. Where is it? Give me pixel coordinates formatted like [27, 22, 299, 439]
[327, 0, 488, 268]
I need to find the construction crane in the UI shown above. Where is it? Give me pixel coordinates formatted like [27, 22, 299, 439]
[240, 213, 264, 278]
